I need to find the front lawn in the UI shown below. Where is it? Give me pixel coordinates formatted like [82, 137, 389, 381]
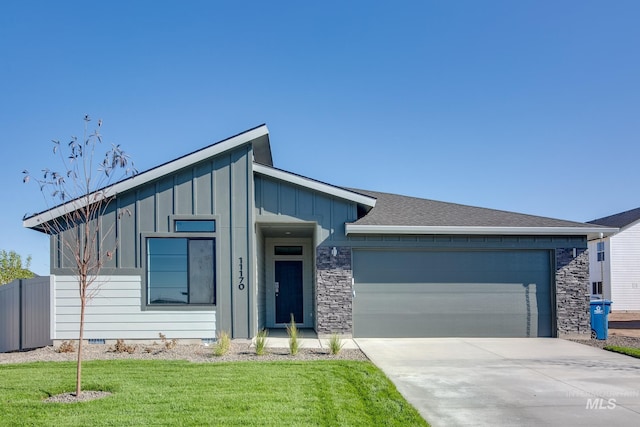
[604, 345, 640, 359]
[0, 360, 427, 426]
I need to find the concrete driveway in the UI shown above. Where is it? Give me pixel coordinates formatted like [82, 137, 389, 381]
[356, 338, 640, 426]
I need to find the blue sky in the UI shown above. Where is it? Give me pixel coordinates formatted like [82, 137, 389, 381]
[1, 1, 639, 275]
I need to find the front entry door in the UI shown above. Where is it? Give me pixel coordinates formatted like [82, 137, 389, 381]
[275, 260, 303, 324]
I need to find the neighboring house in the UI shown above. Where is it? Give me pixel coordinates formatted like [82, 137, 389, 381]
[24, 125, 615, 341]
[588, 208, 640, 311]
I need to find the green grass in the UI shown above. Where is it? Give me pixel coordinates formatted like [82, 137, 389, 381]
[604, 345, 640, 359]
[0, 360, 428, 426]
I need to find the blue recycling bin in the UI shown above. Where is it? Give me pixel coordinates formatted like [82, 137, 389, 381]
[590, 300, 612, 340]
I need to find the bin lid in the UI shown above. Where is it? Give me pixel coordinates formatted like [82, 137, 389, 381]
[590, 299, 612, 305]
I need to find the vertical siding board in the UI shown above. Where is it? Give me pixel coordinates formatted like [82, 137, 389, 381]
[137, 185, 156, 234]
[231, 150, 248, 226]
[210, 160, 216, 214]
[194, 162, 213, 215]
[213, 154, 232, 333]
[331, 199, 351, 242]
[60, 227, 78, 269]
[314, 194, 332, 242]
[256, 229, 266, 329]
[100, 203, 117, 269]
[230, 147, 250, 337]
[118, 192, 137, 268]
[254, 175, 263, 216]
[214, 156, 231, 225]
[280, 184, 297, 216]
[261, 178, 279, 214]
[175, 169, 193, 215]
[298, 189, 313, 215]
[51, 234, 58, 269]
[156, 176, 175, 232]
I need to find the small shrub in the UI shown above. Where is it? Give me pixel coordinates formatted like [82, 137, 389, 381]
[287, 314, 300, 356]
[213, 330, 231, 357]
[56, 340, 76, 353]
[328, 333, 344, 355]
[159, 333, 178, 350]
[111, 339, 136, 354]
[255, 329, 268, 356]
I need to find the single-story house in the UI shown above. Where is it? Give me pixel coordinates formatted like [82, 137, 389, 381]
[24, 125, 616, 341]
[588, 208, 640, 311]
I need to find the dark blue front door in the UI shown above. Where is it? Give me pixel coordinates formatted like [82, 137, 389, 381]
[275, 260, 303, 324]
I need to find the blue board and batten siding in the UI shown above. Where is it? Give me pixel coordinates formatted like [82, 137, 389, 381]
[254, 174, 357, 244]
[51, 145, 254, 340]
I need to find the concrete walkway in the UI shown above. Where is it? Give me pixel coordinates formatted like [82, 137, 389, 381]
[254, 329, 361, 350]
[356, 338, 640, 427]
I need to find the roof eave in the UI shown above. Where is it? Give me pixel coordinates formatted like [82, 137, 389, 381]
[253, 163, 377, 207]
[345, 224, 618, 240]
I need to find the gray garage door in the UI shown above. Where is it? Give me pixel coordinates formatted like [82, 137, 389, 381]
[352, 250, 553, 338]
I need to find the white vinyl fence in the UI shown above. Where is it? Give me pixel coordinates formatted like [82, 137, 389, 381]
[0, 276, 51, 352]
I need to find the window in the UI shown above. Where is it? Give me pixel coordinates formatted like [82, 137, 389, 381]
[147, 238, 215, 305]
[596, 241, 605, 262]
[592, 281, 603, 295]
[175, 220, 215, 232]
[274, 246, 303, 256]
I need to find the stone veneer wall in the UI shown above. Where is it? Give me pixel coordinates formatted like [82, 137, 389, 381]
[555, 248, 590, 337]
[316, 246, 352, 336]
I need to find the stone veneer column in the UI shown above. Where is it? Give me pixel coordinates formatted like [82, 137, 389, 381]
[555, 248, 590, 338]
[316, 246, 352, 337]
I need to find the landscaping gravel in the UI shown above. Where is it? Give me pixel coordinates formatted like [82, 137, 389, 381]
[44, 391, 113, 404]
[567, 334, 640, 350]
[0, 340, 368, 365]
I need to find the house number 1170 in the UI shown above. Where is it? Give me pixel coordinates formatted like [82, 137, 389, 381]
[238, 257, 245, 290]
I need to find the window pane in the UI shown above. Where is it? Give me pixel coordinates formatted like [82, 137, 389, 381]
[189, 240, 215, 304]
[175, 220, 215, 232]
[148, 238, 188, 304]
[592, 281, 603, 294]
[147, 237, 216, 306]
[274, 246, 303, 256]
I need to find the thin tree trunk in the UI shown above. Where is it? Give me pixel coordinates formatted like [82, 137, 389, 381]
[76, 293, 85, 397]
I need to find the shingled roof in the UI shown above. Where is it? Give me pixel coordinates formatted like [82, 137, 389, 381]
[588, 207, 640, 229]
[350, 189, 604, 229]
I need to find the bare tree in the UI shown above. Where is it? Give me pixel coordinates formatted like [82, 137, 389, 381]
[23, 115, 136, 397]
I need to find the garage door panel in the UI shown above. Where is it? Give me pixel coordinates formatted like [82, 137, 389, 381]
[352, 250, 553, 338]
[355, 251, 550, 284]
[354, 314, 543, 338]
